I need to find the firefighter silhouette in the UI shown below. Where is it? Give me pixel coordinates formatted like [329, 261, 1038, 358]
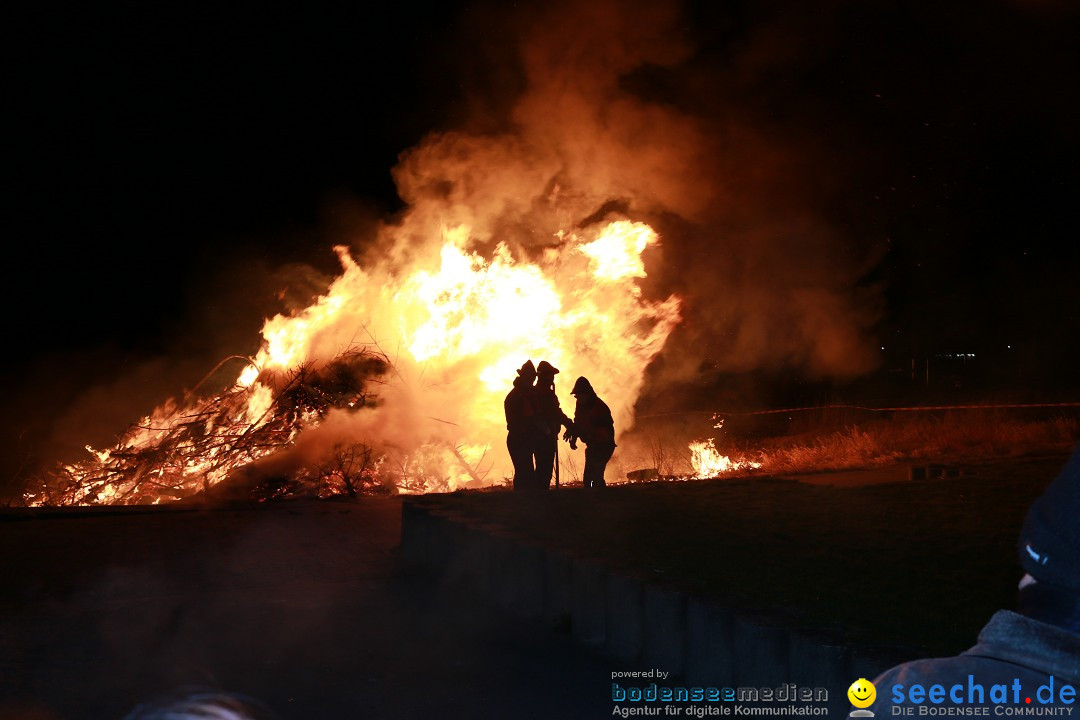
[563, 376, 616, 489]
[504, 360, 537, 492]
[531, 361, 573, 490]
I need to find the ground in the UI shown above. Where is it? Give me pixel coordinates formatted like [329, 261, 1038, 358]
[418, 455, 1069, 655]
[0, 499, 611, 719]
[1, 455, 1067, 718]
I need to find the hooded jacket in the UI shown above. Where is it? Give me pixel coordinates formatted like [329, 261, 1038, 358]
[572, 391, 615, 447]
[860, 610, 1079, 714]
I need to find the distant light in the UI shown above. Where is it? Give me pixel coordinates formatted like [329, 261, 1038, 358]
[1007, 345, 1012, 349]
[880, 346, 885, 350]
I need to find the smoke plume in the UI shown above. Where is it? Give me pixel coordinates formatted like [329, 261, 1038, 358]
[390, 0, 880, 385]
[22, 0, 887, 499]
[247, 0, 883, 484]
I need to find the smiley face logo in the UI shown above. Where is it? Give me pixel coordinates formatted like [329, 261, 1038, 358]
[848, 678, 876, 708]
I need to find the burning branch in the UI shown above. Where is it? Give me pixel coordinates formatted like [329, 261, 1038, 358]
[23, 347, 390, 506]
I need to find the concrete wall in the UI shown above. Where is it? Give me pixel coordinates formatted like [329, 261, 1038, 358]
[400, 498, 913, 699]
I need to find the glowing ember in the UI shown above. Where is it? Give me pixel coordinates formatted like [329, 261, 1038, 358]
[688, 439, 762, 479]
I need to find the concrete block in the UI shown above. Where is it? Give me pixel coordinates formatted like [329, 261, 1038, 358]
[488, 531, 519, 612]
[605, 573, 644, 663]
[788, 631, 852, 717]
[398, 500, 432, 563]
[544, 553, 574, 630]
[422, 510, 468, 585]
[508, 541, 545, 620]
[788, 631, 851, 686]
[572, 558, 608, 649]
[643, 585, 687, 677]
[460, 522, 500, 595]
[403, 504, 462, 567]
[733, 614, 790, 686]
[685, 598, 736, 686]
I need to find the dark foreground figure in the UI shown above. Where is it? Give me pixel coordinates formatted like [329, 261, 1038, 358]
[124, 690, 277, 720]
[565, 376, 616, 489]
[530, 361, 573, 490]
[859, 445, 1080, 714]
[504, 360, 538, 491]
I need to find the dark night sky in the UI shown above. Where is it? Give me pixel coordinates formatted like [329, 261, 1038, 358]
[5, 0, 1080, 483]
[10, 2, 461, 357]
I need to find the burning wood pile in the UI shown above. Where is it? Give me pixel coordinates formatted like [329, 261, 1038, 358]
[23, 219, 690, 506]
[23, 348, 394, 506]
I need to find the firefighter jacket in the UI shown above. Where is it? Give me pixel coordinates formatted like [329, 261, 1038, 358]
[504, 376, 536, 434]
[573, 394, 616, 448]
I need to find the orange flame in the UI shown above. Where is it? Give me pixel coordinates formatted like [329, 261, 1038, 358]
[239, 219, 680, 492]
[688, 439, 762, 479]
[31, 219, 681, 504]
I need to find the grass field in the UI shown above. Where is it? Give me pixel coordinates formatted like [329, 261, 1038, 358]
[753, 412, 1079, 475]
[421, 453, 1071, 657]
[614, 409, 1079, 480]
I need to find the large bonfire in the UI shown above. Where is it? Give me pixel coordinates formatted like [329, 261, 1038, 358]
[23, 0, 791, 505]
[26, 221, 687, 505]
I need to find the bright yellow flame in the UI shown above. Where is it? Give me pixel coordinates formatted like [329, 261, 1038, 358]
[239, 219, 680, 494]
[402, 231, 563, 382]
[577, 220, 657, 281]
[36, 218, 682, 504]
[244, 383, 275, 424]
[689, 439, 761, 479]
[237, 364, 259, 388]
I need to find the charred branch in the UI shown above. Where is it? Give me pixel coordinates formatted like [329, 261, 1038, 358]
[23, 345, 394, 506]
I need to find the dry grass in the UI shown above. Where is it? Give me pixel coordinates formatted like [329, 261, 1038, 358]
[616, 410, 1079, 480]
[755, 412, 1079, 476]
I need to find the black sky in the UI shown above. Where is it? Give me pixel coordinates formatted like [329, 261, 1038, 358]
[5, 0, 1080, 484]
[691, 2, 1079, 351]
[10, 2, 461, 357]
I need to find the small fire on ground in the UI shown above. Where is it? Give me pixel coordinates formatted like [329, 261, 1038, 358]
[688, 439, 762, 479]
